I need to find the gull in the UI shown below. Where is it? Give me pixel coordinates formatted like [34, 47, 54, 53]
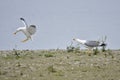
[73, 36, 107, 55]
[73, 37, 107, 49]
[14, 18, 36, 42]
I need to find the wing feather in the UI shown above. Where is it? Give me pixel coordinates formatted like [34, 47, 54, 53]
[27, 25, 36, 35]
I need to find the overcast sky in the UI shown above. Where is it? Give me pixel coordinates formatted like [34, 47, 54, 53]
[0, 0, 120, 50]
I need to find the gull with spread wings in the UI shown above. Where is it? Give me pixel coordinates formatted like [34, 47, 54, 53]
[14, 18, 36, 42]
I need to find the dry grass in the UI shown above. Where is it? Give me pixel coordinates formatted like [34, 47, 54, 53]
[0, 49, 120, 80]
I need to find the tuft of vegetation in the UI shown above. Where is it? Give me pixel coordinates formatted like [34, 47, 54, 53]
[47, 65, 56, 73]
[93, 48, 99, 55]
[101, 46, 106, 52]
[66, 46, 75, 52]
[66, 43, 80, 53]
[13, 49, 21, 59]
[44, 53, 54, 57]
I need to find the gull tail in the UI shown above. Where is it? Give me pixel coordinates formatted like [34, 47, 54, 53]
[73, 38, 86, 45]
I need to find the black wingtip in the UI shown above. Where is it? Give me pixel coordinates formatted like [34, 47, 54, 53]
[100, 43, 107, 47]
[20, 18, 25, 21]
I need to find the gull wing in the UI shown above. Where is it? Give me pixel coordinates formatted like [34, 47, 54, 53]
[85, 41, 100, 47]
[27, 25, 36, 35]
[20, 18, 28, 27]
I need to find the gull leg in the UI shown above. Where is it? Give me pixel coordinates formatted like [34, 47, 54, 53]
[21, 38, 29, 43]
[30, 36, 32, 41]
[13, 30, 20, 35]
[13, 31, 17, 35]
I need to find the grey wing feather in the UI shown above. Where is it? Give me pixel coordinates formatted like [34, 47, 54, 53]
[27, 25, 36, 35]
[85, 41, 99, 47]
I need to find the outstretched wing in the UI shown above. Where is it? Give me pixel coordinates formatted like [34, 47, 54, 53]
[27, 25, 36, 35]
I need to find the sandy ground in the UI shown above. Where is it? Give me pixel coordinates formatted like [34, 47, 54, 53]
[0, 49, 120, 80]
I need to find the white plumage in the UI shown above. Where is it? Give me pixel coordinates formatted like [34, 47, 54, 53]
[14, 18, 36, 42]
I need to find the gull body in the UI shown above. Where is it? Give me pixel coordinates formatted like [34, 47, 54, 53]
[73, 38, 106, 49]
[14, 18, 36, 42]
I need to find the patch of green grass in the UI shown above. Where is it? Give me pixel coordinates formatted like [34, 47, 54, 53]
[44, 53, 54, 57]
[67, 46, 80, 53]
[47, 65, 56, 73]
[55, 70, 64, 76]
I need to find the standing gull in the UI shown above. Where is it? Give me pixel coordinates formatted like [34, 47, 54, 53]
[73, 37, 107, 49]
[14, 18, 36, 42]
[73, 39, 99, 49]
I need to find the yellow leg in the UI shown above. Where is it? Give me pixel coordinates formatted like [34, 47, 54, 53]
[13, 30, 20, 35]
[13, 32, 17, 35]
[21, 38, 29, 43]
